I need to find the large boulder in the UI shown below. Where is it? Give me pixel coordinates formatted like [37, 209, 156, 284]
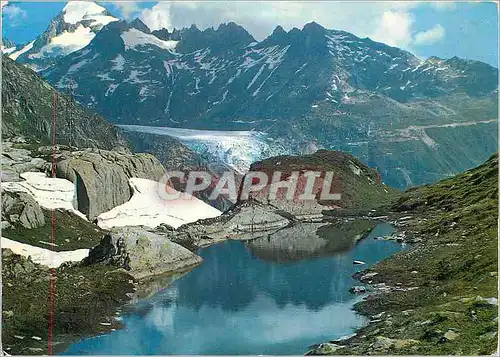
[1, 190, 45, 229]
[55, 149, 165, 220]
[82, 227, 202, 280]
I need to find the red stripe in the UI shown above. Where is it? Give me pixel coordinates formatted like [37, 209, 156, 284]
[48, 92, 57, 354]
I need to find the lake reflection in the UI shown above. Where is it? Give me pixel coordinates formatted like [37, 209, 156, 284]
[63, 223, 401, 355]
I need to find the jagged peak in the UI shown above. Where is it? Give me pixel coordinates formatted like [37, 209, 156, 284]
[302, 21, 326, 33]
[272, 25, 287, 35]
[216, 21, 244, 31]
[129, 17, 151, 33]
[260, 25, 289, 45]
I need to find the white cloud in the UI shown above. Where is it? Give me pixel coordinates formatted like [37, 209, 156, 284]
[2, 2, 27, 24]
[370, 11, 414, 48]
[110, 2, 141, 20]
[414, 24, 446, 45]
[133, 2, 446, 53]
[139, 2, 418, 44]
[141, 3, 173, 32]
[430, 2, 457, 11]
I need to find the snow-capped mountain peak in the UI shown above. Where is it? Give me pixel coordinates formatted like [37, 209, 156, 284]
[62, 1, 115, 27]
[12, 1, 118, 71]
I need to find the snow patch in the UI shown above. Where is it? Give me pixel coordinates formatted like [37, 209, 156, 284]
[295, 63, 308, 74]
[110, 54, 125, 71]
[105, 83, 119, 96]
[63, 1, 116, 26]
[68, 58, 90, 74]
[97, 73, 114, 81]
[121, 28, 178, 51]
[29, 25, 96, 59]
[125, 69, 150, 84]
[1, 237, 89, 268]
[96, 178, 222, 230]
[247, 64, 266, 89]
[9, 40, 35, 60]
[2, 45, 16, 54]
[349, 162, 362, 176]
[2, 172, 86, 219]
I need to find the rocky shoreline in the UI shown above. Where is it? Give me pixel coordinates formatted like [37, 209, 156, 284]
[307, 154, 498, 355]
[2, 136, 497, 355]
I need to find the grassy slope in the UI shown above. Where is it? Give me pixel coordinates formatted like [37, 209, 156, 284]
[249, 150, 399, 211]
[2, 209, 105, 251]
[2, 57, 124, 150]
[2, 250, 135, 355]
[314, 153, 498, 355]
[2, 188, 133, 354]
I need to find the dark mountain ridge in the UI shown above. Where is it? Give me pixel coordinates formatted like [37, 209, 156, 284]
[26, 14, 498, 189]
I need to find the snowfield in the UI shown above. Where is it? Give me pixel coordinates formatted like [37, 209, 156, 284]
[97, 178, 222, 230]
[62, 1, 117, 26]
[31, 25, 96, 59]
[2, 172, 86, 219]
[121, 29, 179, 51]
[9, 40, 35, 60]
[2, 45, 16, 55]
[1, 237, 89, 268]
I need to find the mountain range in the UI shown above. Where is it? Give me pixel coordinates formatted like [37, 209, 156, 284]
[3, 1, 498, 189]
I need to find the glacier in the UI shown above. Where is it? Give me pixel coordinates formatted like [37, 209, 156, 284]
[118, 125, 291, 173]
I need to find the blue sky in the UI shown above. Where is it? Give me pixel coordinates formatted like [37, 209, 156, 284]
[2, 1, 498, 67]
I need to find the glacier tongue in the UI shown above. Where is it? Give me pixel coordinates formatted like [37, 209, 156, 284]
[118, 125, 291, 173]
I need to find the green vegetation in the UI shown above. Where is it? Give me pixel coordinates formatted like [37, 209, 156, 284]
[312, 153, 498, 355]
[2, 250, 135, 355]
[251, 150, 400, 210]
[3, 209, 105, 252]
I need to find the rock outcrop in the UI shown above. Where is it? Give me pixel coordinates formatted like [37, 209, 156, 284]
[82, 227, 202, 280]
[2, 57, 125, 150]
[168, 200, 292, 248]
[55, 149, 165, 220]
[1, 141, 48, 182]
[241, 150, 397, 212]
[1, 190, 45, 230]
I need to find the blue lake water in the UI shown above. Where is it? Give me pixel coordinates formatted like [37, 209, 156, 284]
[63, 223, 402, 355]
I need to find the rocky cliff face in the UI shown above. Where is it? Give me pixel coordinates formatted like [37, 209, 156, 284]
[41, 20, 498, 128]
[54, 148, 165, 220]
[2, 57, 125, 150]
